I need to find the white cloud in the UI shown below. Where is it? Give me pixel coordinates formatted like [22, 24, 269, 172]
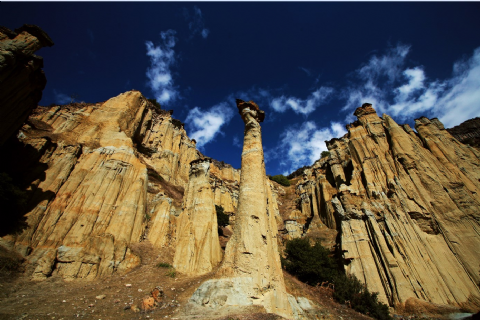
[276, 121, 347, 174]
[342, 44, 480, 128]
[270, 86, 334, 115]
[186, 6, 210, 39]
[357, 44, 410, 83]
[185, 101, 234, 149]
[53, 90, 73, 104]
[299, 67, 312, 76]
[233, 135, 242, 148]
[145, 30, 178, 105]
[201, 28, 210, 39]
[436, 47, 480, 127]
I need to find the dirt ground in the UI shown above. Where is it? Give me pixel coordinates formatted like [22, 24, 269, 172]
[0, 241, 383, 320]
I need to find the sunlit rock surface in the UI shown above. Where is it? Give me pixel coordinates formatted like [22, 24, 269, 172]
[189, 100, 294, 319]
[173, 158, 222, 275]
[0, 91, 239, 280]
[289, 103, 480, 310]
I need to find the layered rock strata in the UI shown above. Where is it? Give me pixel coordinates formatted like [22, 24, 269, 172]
[289, 103, 480, 310]
[0, 25, 53, 145]
[188, 100, 293, 318]
[173, 158, 222, 275]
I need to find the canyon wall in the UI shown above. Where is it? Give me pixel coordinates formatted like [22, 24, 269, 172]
[0, 91, 240, 280]
[288, 103, 480, 310]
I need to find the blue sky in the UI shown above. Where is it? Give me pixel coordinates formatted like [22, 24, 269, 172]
[2, 2, 480, 175]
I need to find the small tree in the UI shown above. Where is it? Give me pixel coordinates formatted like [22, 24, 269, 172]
[282, 238, 392, 320]
[321, 151, 330, 159]
[216, 205, 229, 227]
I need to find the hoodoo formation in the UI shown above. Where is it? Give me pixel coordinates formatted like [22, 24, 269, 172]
[173, 157, 222, 275]
[188, 100, 294, 318]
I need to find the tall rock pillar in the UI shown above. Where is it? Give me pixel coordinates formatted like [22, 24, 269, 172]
[173, 158, 222, 275]
[188, 100, 293, 319]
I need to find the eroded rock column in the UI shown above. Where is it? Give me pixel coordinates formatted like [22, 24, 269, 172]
[188, 100, 293, 319]
[173, 158, 222, 275]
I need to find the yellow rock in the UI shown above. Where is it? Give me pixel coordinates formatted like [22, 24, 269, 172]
[173, 158, 222, 275]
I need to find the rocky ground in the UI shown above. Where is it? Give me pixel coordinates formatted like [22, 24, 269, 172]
[0, 241, 380, 320]
[0, 238, 477, 320]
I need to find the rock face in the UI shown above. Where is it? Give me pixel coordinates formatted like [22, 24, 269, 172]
[173, 158, 222, 275]
[0, 25, 53, 145]
[447, 117, 480, 147]
[288, 103, 480, 310]
[0, 91, 239, 281]
[188, 100, 293, 318]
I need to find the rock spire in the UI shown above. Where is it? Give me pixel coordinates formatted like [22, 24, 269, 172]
[173, 158, 222, 275]
[187, 100, 294, 318]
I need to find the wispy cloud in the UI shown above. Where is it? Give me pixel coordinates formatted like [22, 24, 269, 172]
[145, 30, 178, 105]
[233, 135, 242, 148]
[342, 44, 480, 127]
[270, 87, 334, 115]
[184, 6, 209, 39]
[299, 67, 312, 76]
[273, 121, 347, 174]
[435, 48, 480, 127]
[53, 90, 72, 104]
[185, 101, 234, 149]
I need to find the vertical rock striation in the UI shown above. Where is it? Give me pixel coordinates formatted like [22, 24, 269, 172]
[173, 158, 222, 275]
[0, 90, 243, 281]
[188, 100, 293, 319]
[287, 103, 480, 311]
[0, 25, 53, 145]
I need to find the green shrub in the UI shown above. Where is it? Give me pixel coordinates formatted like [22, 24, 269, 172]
[156, 262, 172, 268]
[269, 174, 291, 187]
[165, 268, 176, 278]
[282, 238, 338, 285]
[282, 238, 392, 320]
[321, 151, 331, 159]
[216, 205, 229, 227]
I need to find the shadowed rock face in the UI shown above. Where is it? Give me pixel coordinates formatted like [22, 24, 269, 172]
[188, 100, 294, 319]
[288, 104, 480, 310]
[0, 25, 54, 146]
[173, 158, 222, 275]
[447, 117, 480, 147]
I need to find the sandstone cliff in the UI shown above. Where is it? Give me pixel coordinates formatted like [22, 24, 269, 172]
[285, 103, 480, 310]
[2, 83, 480, 316]
[0, 91, 240, 281]
[0, 25, 53, 145]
